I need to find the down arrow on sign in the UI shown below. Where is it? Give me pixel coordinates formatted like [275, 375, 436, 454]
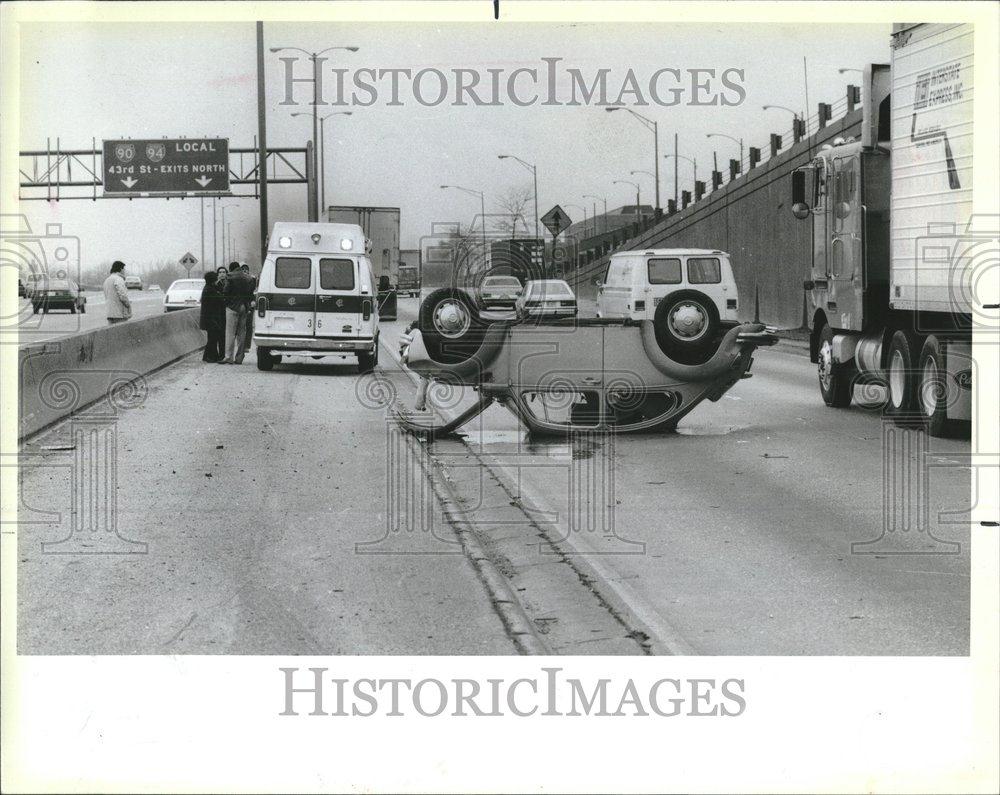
[195, 177, 213, 188]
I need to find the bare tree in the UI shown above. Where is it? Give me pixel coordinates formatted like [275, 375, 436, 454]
[491, 185, 533, 237]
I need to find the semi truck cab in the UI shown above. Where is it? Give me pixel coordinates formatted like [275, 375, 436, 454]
[790, 29, 977, 437]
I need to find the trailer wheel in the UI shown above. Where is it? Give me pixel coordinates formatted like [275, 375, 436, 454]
[653, 290, 720, 364]
[418, 287, 484, 364]
[885, 330, 919, 420]
[916, 335, 952, 437]
[817, 324, 854, 408]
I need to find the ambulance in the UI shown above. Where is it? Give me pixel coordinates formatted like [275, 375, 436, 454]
[253, 222, 380, 372]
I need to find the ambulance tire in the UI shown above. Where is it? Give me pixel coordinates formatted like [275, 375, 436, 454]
[256, 347, 275, 371]
[418, 288, 485, 364]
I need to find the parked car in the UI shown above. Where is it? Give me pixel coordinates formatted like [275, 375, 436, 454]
[478, 274, 523, 309]
[596, 248, 740, 361]
[32, 278, 86, 314]
[163, 278, 203, 311]
[124, 275, 143, 290]
[515, 279, 577, 319]
[148, 284, 162, 292]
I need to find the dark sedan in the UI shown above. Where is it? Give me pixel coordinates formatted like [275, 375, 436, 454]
[478, 274, 523, 309]
[32, 279, 86, 314]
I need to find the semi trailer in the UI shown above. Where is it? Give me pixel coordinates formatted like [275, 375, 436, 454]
[328, 205, 400, 320]
[791, 22, 987, 436]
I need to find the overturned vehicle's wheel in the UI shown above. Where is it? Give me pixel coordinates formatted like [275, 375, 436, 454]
[652, 290, 721, 364]
[417, 287, 485, 364]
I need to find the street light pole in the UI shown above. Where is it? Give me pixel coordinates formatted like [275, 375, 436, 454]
[270, 44, 358, 221]
[606, 107, 660, 214]
[584, 194, 607, 235]
[294, 110, 352, 219]
[613, 180, 641, 215]
[674, 133, 678, 206]
[441, 185, 487, 248]
[663, 154, 697, 193]
[200, 197, 205, 268]
[498, 154, 539, 240]
[212, 198, 218, 268]
[706, 132, 744, 173]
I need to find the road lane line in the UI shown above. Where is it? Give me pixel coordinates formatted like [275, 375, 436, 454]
[377, 334, 549, 655]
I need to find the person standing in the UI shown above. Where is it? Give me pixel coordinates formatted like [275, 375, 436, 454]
[220, 261, 255, 364]
[102, 261, 132, 325]
[241, 263, 256, 351]
[199, 271, 226, 362]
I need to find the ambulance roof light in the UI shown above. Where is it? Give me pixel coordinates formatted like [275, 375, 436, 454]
[340, 238, 353, 250]
[278, 236, 292, 249]
[311, 233, 322, 244]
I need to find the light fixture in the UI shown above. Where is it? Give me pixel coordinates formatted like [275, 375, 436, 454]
[278, 236, 292, 249]
[311, 233, 322, 244]
[340, 237, 353, 250]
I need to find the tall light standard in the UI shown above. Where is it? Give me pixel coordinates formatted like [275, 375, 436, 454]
[583, 194, 607, 236]
[629, 170, 656, 217]
[292, 110, 352, 217]
[269, 44, 359, 220]
[706, 132, 744, 174]
[440, 184, 487, 247]
[663, 154, 697, 194]
[763, 104, 802, 123]
[497, 154, 539, 241]
[563, 203, 588, 238]
[217, 201, 240, 266]
[613, 179, 641, 215]
[837, 67, 863, 75]
[606, 106, 660, 214]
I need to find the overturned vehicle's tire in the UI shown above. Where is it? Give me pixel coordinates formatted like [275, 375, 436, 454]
[417, 287, 486, 364]
[652, 289, 722, 365]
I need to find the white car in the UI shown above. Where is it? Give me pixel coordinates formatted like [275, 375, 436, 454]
[514, 279, 577, 319]
[163, 278, 203, 311]
[478, 274, 523, 309]
[596, 248, 740, 359]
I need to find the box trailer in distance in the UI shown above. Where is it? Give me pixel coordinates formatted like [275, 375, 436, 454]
[398, 248, 421, 297]
[791, 22, 983, 437]
[328, 205, 400, 319]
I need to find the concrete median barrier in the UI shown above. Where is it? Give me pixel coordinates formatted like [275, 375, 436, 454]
[18, 308, 203, 440]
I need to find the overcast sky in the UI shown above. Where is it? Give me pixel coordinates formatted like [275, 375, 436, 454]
[18, 19, 890, 270]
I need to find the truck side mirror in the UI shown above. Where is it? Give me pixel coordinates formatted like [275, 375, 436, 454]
[834, 201, 852, 220]
[792, 203, 811, 220]
[791, 170, 806, 205]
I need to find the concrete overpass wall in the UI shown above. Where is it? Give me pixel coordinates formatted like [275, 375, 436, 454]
[577, 108, 864, 329]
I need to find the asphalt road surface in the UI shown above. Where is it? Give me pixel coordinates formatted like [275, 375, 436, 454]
[15, 291, 170, 346]
[17, 297, 970, 655]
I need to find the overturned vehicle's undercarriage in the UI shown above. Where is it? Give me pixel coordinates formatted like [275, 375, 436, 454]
[395, 288, 778, 437]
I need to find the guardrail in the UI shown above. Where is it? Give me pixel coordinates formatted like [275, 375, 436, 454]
[18, 309, 204, 440]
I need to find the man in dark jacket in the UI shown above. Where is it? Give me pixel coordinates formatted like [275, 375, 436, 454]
[220, 261, 255, 364]
[199, 271, 226, 362]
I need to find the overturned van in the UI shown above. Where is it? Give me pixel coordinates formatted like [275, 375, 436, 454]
[253, 222, 380, 372]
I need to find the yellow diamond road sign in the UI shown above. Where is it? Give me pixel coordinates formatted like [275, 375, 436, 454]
[179, 252, 198, 267]
[541, 205, 572, 238]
